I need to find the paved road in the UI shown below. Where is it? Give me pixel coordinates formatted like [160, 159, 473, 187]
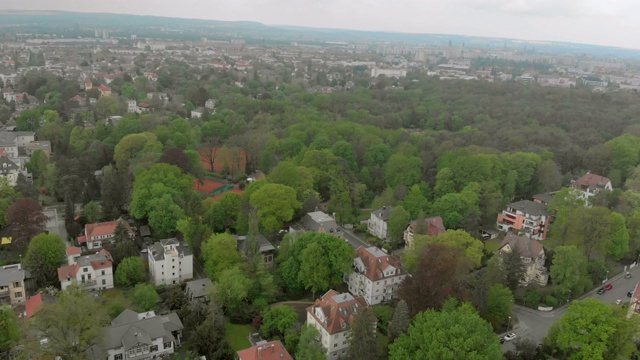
[340, 227, 370, 250]
[43, 205, 70, 246]
[502, 265, 640, 352]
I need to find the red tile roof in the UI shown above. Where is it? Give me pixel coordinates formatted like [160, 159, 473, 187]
[85, 219, 131, 241]
[99, 248, 112, 259]
[25, 293, 43, 318]
[77, 235, 87, 243]
[237, 340, 293, 360]
[354, 246, 403, 282]
[91, 259, 112, 270]
[307, 290, 367, 335]
[57, 264, 79, 282]
[409, 216, 446, 236]
[66, 246, 81, 256]
[572, 173, 611, 191]
[95, 85, 111, 92]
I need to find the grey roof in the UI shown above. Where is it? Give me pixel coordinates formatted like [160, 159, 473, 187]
[532, 193, 553, 204]
[185, 278, 213, 299]
[0, 156, 19, 171]
[304, 211, 341, 235]
[0, 264, 25, 286]
[148, 238, 192, 261]
[506, 200, 550, 217]
[76, 253, 110, 268]
[235, 234, 275, 254]
[371, 206, 393, 221]
[105, 310, 184, 352]
[0, 131, 17, 146]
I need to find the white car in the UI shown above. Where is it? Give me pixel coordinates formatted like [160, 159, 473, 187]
[503, 333, 517, 342]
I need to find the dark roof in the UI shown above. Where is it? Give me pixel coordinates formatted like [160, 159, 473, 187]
[235, 234, 275, 254]
[506, 200, 550, 217]
[532, 193, 554, 204]
[105, 310, 183, 352]
[409, 216, 446, 236]
[499, 233, 544, 258]
[371, 206, 393, 222]
[0, 264, 25, 286]
[185, 278, 213, 299]
[148, 238, 192, 261]
[304, 211, 341, 235]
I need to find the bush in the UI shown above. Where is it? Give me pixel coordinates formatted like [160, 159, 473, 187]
[228, 302, 256, 324]
[542, 295, 558, 307]
[373, 305, 393, 335]
[523, 290, 542, 308]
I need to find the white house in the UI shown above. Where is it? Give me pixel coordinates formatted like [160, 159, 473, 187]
[346, 246, 406, 305]
[367, 206, 392, 240]
[103, 309, 183, 360]
[79, 219, 135, 250]
[57, 248, 114, 291]
[0, 156, 20, 186]
[126, 100, 137, 113]
[147, 238, 193, 286]
[306, 290, 369, 359]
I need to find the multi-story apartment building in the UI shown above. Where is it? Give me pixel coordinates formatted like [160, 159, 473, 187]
[147, 238, 193, 286]
[403, 215, 446, 248]
[80, 218, 135, 250]
[346, 246, 406, 305]
[104, 309, 183, 360]
[496, 200, 553, 240]
[306, 290, 368, 359]
[0, 263, 26, 305]
[237, 340, 293, 360]
[57, 248, 114, 291]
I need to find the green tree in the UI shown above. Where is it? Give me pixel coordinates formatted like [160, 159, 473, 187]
[387, 206, 410, 241]
[627, 209, 640, 255]
[148, 194, 185, 237]
[298, 242, 331, 298]
[22, 284, 108, 360]
[348, 309, 379, 360]
[389, 305, 502, 360]
[201, 233, 243, 280]
[0, 305, 20, 353]
[430, 183, 480, 229]
[565, 206, 614, 260]
[250, 183, 301, 233]
[406, 229, 484, 270]
[24, 233, 66, 288]
[384, 153, 422, 188]
[296, 325, 325, 360]
[260, 305, 298, 339]
[388, 299, 410, 341]
[213, 266, 253, 312]
[15, 109, 41, 131]
[176, 216, 212, 258]
[400, 184, 429, 219]
[485, 284, 514, 330]
[113, 132, 162, 171]
[132, 283, 161, 312]
[548, 188, 587, 245]
[546, 298, 638, 360]
[115, 257, 146, 287]
[267, 161, 317, 203]
[82, 200, 102, 223]
[0, 178, 18, 228]
[550, 245, 592, 299]
[608, 212, 630, 261]
[26, 149, 49, 179]
[95, 96, 124, 120]
[188, 319, 234, 360]
[129, 163, 195, 220]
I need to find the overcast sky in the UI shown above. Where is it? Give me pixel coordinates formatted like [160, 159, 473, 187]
[2, 0, 640, 49]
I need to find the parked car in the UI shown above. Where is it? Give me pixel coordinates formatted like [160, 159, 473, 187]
[503, 333, 517, 342]
[604, 283, 613, 291]
[597, 287, 606, 295]
[628, 290, 634, 297]
[625, 272, 632, 279]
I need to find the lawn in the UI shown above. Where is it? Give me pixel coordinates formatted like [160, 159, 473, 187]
[101, 288, 133, 318]
[484, 238, 502, 252]
[225, 323, 253, 351]
[376, 334, 390, 355]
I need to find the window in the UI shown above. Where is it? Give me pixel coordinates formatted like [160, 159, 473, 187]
[15, 292, 22, 298]
[334, 344, 337, 348]
[164, 342, 172, 349]
[114, 355, 123, 360]
[343, 341, 347, 345]
[13, 282, 20, 288]
[172, 266, 175, 269]
[102, 279, 106, 285]
[101, 270, 105, 275]
[83, 268, 88, 272]
[150, 345, 158, 352]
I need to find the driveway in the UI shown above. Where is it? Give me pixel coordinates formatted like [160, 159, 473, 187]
[43, 205, 69, 246]
[340, 227, 370, 250]
[502, 265, 640, 352]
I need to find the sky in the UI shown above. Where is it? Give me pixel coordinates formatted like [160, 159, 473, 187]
[2, 0, 640, 49]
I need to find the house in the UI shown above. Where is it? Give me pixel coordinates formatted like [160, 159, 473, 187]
[306, 290, 369, 359]
[144, 72, 158, 81]
[185, 278, 213, 303]
[0, 155, 20, 186]
[237, 340, 293, 360]
[0, 132, 18, 158]
[0, 264, 26, 305]
[234, 234, 276, 267]
[346, 246, 406, 305]
[25, 140, 52, 157]
[136, 102, 151, 114]
[403, 216, 446, 248]
[84, 78, 93, 91]
[80, 218, 135, 250]
[147, 238, 193, 286]
[24, 292, 56, 318]
[570, 172, 612, 201]
[532, 192, 557, 206]
[95, 85, 112, 97]
[71, 94, 85, 105]
[496, 200, 553, 241]
[103, 309, 183, 360]
[57, 249, 114, 291]
[497, 233, 549, 286]
[190, 110, 203, 119]
[13, 131, 35, 147]
[205, 99, 215, 110]
[367, 206, 392, 240]
[127, 100, 137, 113]
[293, 211, 344, 239]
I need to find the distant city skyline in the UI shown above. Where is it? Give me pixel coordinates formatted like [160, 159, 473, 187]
[2, 0, 640, 50]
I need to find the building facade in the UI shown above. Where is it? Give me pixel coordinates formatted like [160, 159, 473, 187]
[570, 172, 613, 201]
[0, 264, 26, 305]
[57, 248, 114, 291]
[80, 219, 135, 250]
[147, 238, 193, 286]
[367, 206, 392, 240]
[403, 215, 446, 248]
[497, 233, 549, 286]
[496, 200, 552, 241]
[346, 247, 406, 305]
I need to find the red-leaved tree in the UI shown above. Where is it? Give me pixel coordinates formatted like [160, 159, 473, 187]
[399, 243, 471, 316]
[7, 198, 49, 248]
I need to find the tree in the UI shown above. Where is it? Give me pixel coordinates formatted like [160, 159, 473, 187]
[550, 245, 592, 299]
[607, 212, 630, 261]
[131, 283, 161, 312]
[564, 206, 614, 260]
[0, 305, 20, 353]
[0, 178, 18, 228]
[6, 198, 48, 247]
[129, 163, 194, 220]
[95, 96, 124, 120]
[114, 132, 162, 171]
[267, 161, 317, 203]
[26, 149, 49, 179]
[115, 257, 146, 287]
[278, 232, 354, 294]
[384, 153, 422, 188]
[388, 299, 410, 341]
[214, 266, 253, 312]
[250, 183, 301, 233]
[546, 298, 638, 360]
[260, 305, 298, 339]
[15, 109, 41, 131]
[100, 166, 126, 219]
[24, 233, 66, 289]
[485, 284, 514, 330]
[107, 240, 139, 273]
[296, 325, 325, 360]
[298, 242, 331, 298]
[405, 229, 484, 270]
[177, 216, 212, 258]
[535, 159, 562, 192]
[82, 200, 102, 223]
[348, 309, 379, 360]
[400, 184, 429, 219]
[162, 285, 187, 311]
[22, 284, 108, 360]
[399, 243, 470, 316]
[159, 147, 192, 173]
[201, 233, 243, 280]
[188, 319, 234, 360]
[147, 194, 185, 237]
[501, 244, 527, 291]
[389, 305, 502, 360]
[387, 206, 410, 241]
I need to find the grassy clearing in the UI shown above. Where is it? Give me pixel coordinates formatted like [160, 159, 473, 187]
[376, 334, 390, 355]
[225, 323, 253, 351]
[484, 239, 502, 252]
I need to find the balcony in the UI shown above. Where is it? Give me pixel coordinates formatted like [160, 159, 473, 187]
[81, 279, 97, 286]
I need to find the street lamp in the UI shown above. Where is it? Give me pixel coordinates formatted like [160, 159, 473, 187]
[507, 316, 511, 332]
[606, 270, 609, 281]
